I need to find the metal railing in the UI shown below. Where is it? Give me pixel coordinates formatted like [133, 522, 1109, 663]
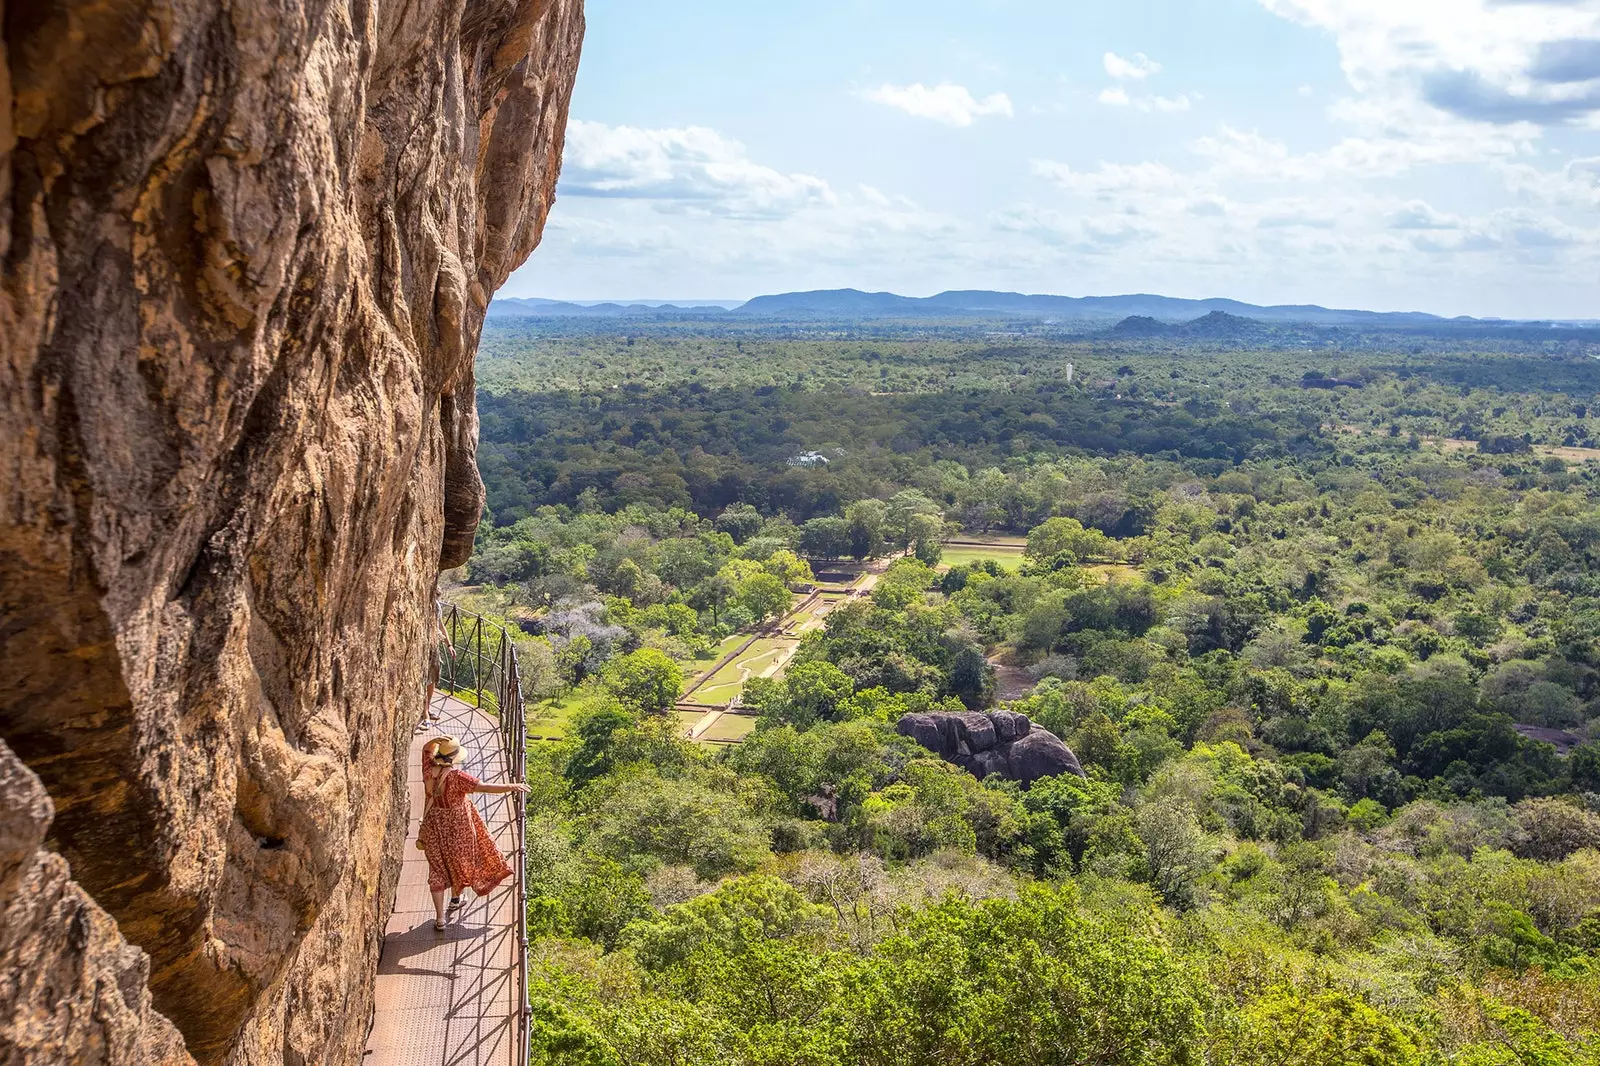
[435, 601, 529, 1066]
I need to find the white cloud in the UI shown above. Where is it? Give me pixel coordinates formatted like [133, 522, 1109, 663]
[1387, 200, 1459, 230]
[1032, 160, 1189, 198]
[1104, 52, 1162, 80]
[1189, 123, 1525, 183]
[1256, 0, 1600, 128]
[1098, 86, 1194, 113]
[560, 120, 834, 219]
[1496, 156, 1600, 208]
[859, 82, 1014, 126]
[1022, 128, 1600, 303]
[526, 119, 976, 294]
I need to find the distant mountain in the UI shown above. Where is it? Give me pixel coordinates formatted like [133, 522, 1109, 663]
[733, 289, 926, 317]
[1111, 310, 1271, 340]
[487, 297, 736, 318]
[1109, 315, 1168, 336]
[732, 288, 1454, 327]
[488, 288, 1594, 330]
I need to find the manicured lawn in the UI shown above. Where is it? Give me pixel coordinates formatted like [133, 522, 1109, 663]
[527, 692, 582, 742]
[701, 715, 757, 742]
[949, 534, 1028, 547]
[675, 709, 708, 734]
[687, 680, 744, 706]
[683, 637, 795, 706]
[682, 633, 748, 681]
[939, 545, 1024, 571]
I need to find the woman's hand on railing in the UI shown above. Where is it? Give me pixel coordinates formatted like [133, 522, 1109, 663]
[472, 781, 531, 796]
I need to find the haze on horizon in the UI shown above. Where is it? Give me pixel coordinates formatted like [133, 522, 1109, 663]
[503, 0, 1600, 321]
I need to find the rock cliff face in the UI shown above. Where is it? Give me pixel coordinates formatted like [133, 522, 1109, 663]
[0, 2, 584, 1063]
[896, 711, 1087, 786]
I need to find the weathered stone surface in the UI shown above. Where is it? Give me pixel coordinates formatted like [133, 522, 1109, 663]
[896, 710, 1084, 786]
[968, 749, 1010, 780]
[990, 709, 1030, 743]
[896, 713, 944, 752]
[0, 2, 584, 1064]
[0, 740, 192, 1066]
[952, 712, 998, 753]
[1005, 730, 1087, 786]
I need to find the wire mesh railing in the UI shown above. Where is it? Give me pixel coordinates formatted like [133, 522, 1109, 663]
[435, 601, 529, 1066]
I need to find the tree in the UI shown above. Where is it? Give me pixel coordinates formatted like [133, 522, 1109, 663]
[557, 634, 594, 688]
[907, 512, 945, 566]
[608, 557, 662, 605]
[1215, 989, 1421, 1066]
[714, 503, 764, 544]
[620, 875, 829, 970]
[1571, 742, 1600, 792]
[584, 772, 773, 879]
[777, 661, 854, 728]
[653, 536, 722, 589]
[690, 572, 736, 626]
[845, 499, 889, 560]
[1026, 516, 1113, 565]
[735, 572, 792, 624]
[1265, 842, 1334, 931]
[564, 699, 635, 786]
[1133, 797, 1212, 906]
[1508, 797, 1600, 860]
[870, 557, 936, 610]
[799, 516, 852, 559]
[762, 549, 814, 589]
[602, 648, 683, 714]
[888, 489, 942, 549]
[948, 646, 990, 709]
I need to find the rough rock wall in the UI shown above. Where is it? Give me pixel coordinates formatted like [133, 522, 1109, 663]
[0, 1, 584, 1063]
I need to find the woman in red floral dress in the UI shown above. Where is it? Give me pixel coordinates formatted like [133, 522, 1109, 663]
[417, 735, 528, 930]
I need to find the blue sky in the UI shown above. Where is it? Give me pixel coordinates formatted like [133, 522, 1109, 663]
[504, 0, 1600, 318]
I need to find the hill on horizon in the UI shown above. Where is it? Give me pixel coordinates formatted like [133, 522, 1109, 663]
[733, 288, 1456, 327]
[487, 287, 1596, 329]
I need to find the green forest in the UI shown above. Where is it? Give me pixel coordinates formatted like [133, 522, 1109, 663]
[458, 318, 1600, 1065]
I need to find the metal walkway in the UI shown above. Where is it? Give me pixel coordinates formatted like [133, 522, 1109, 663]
[366, 604, 530, 1066]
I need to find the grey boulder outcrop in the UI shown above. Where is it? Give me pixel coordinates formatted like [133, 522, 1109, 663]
[896, 711, 1086, 786]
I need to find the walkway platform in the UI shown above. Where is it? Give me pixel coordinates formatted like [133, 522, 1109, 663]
[365, 693, 522, 1066]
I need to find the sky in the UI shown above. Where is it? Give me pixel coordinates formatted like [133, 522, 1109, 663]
[502, 0, 1600, 319]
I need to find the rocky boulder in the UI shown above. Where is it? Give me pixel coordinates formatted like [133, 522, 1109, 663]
[0, 2, 584, 1064]
[896, 711, 1085, 787]
[1003, 729, 1087, 787]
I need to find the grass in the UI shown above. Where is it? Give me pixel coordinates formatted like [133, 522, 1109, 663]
[946, 534, 1028, 547]
[527, 692, 583, 742]
[675, 709, 708, 734]
[683, 637, 796, 706]
[939, 545, 1024, 571]
[687, 680, 744, 706]
[701, 715, 757, 743]
[1084, 563, 1140, 583]
[781, 597, 828, 633]
[681, 633, 748, 682]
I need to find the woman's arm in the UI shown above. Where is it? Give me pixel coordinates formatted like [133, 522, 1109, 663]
[471, 781, 531, 795]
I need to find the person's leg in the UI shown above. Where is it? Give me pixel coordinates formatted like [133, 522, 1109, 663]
[431, 887, 448, 928]
[449, 884, 465, 911]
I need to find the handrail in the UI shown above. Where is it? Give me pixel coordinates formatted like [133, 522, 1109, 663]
[435, 601, 529, 1066]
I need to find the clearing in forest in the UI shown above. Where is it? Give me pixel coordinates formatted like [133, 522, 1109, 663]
[939, 537, 1027, 571]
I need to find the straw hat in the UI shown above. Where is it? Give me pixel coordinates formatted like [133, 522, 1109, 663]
[428, 735, 462, 763]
